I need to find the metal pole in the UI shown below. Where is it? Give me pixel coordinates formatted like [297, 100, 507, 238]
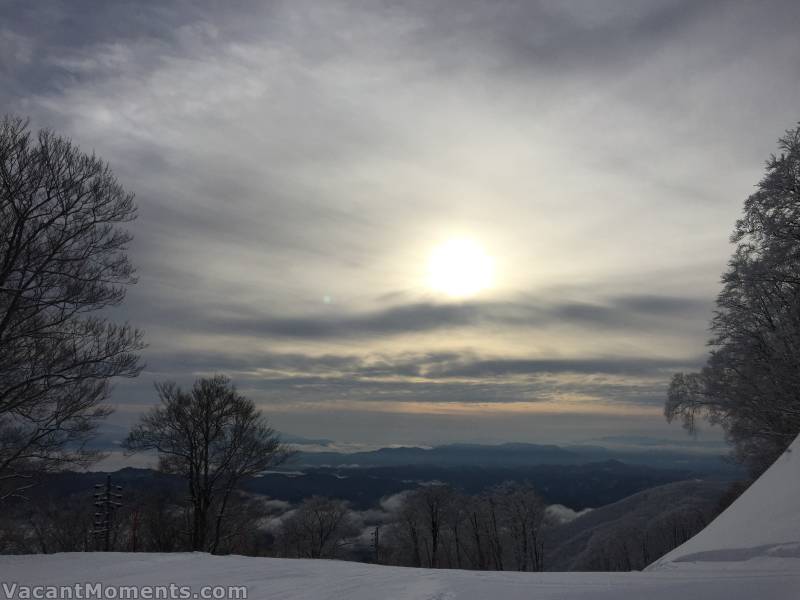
[373, 525, 381, 563]
[93, 475, 123, 552]
[103, 475, 111, 552]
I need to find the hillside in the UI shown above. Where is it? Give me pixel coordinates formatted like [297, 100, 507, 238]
[0, 437, 798, 599]
[544, 479, 728, 570]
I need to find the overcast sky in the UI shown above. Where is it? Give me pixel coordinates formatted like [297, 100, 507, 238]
[2, 0, 799, 450]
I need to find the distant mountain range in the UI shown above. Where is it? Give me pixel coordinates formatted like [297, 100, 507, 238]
[291, 441, 740, 475]
[28, 459, 727, 512]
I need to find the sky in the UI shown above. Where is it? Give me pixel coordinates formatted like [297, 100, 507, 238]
[2, 0, 799, 452]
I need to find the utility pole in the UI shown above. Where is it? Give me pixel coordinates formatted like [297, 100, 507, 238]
[93, 475, 123, 551]
[130, 507, 140, 552]
[371, 525, 381, 564]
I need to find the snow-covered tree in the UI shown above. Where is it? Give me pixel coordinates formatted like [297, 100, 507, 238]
[666, 124, 800, 473]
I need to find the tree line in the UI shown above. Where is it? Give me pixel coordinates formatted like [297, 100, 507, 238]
[0, 477, 555, 569]
[0, 471, 718, 574]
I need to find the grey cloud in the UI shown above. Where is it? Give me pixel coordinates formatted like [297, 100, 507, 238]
[236, 375, 665, 406]
[611, 294, 711, 315]
[131, 347, 691, 410]
[156, 293, 711, 340]
[5, 0, 798, 444]
[117, 370, 668, 411]
[240, 370, 669, 407]
[4, 0, 769, 81]
[399, 0, 717, 72]
[423, 356, 700, 379]
[226, 303, 485, 338]
[142, 349, 457, 379]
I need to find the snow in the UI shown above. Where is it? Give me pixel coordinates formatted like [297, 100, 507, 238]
[0, 437, 798, 599]
[650, 434, 800, 568]
[0, 552, 798, 600]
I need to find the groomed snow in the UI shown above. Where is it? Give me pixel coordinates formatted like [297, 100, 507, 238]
[0, 552, 798, 600]
[1, 436, 798, 599]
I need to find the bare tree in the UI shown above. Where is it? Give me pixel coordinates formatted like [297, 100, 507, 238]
[382, 482, 551, 572]
[276, 496, 358, 559]
[494, 482, 547, 571]
[27, 495, 95, 553]
[442, 491, 468, 569]
[416, 484, 454, 568]
[389, 485, 454, 568]
[0, 116, 143, 498]
[461, 494, 490, 570]
[123, 375, 290, 552]
[132, 487, 187, 553]
[481, 491, 505, 571]
[390, 492, 424, 567]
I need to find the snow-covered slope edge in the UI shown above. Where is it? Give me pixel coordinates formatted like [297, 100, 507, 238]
[649, 434, 800, 569]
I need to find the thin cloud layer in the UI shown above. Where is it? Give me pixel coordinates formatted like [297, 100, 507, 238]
[2, 0, 798, 444]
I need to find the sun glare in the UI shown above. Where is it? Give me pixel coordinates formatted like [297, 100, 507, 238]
[427, 238, 494, 298]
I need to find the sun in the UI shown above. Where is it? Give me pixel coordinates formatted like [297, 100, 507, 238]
[427, 238, 494, 298]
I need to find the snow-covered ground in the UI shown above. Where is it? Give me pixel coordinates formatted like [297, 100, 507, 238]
[1, 551, 798, 600]
[1, 436, 798, 600]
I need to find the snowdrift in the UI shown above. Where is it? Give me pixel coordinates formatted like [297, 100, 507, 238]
[0, 437, 798, 599]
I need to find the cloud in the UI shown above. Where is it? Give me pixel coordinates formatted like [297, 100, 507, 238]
[145, 346, 697, 380]
[380, 491, 413, 514]
[120, 345, 695, 417]
[546, 503, 593, 525]
[424, 356, 698, 379]
[132, 293, 712, 343]
[3, 0, 799, 444]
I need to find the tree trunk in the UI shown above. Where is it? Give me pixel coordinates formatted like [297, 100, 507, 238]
[210, 485, 234, 554]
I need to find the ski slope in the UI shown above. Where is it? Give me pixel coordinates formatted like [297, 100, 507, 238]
[0, 436, 798, 599]
[0, 551, 797, 600]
